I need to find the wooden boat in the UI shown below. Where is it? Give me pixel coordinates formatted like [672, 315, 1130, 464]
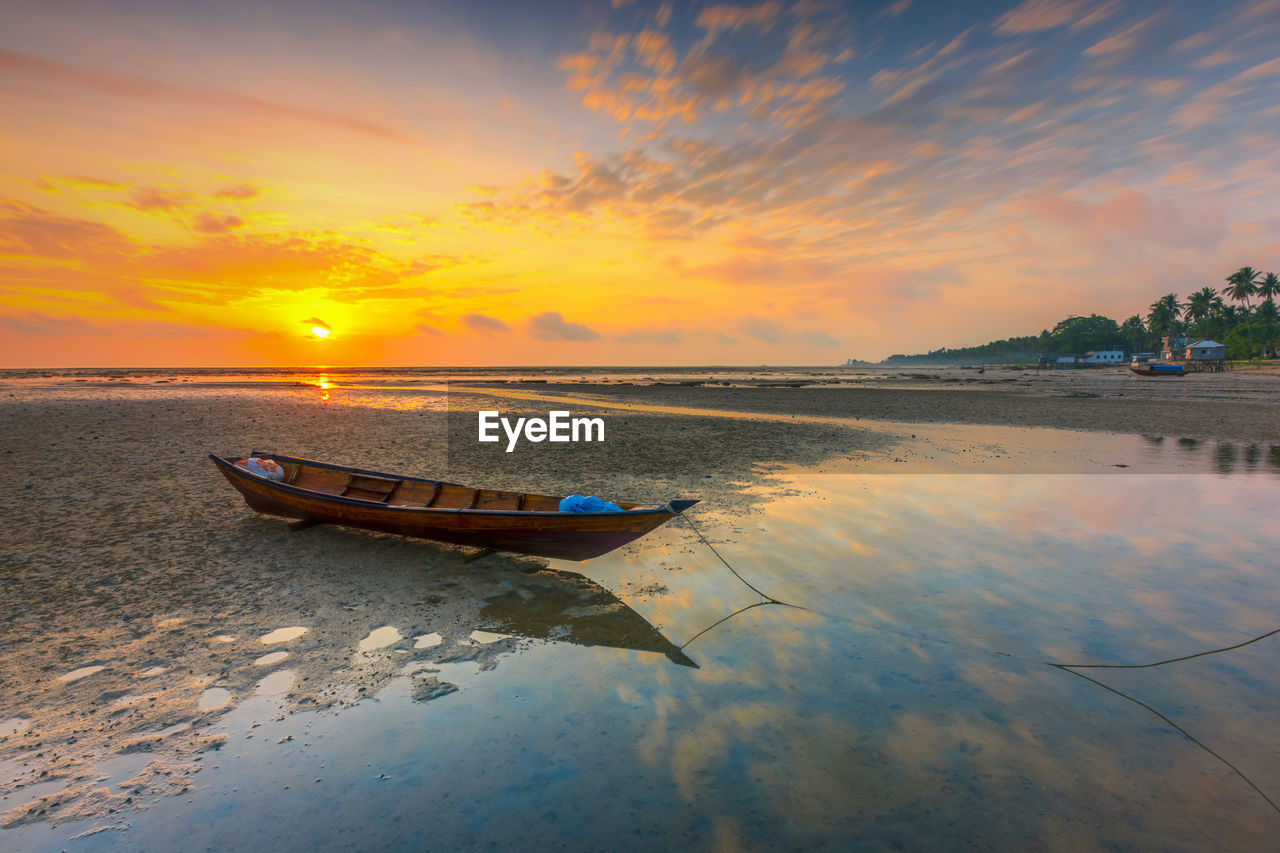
[1129, 361, 1185, 377]
[209, 451, 697, 561]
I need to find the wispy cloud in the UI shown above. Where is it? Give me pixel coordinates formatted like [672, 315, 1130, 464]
[212, 183, 262, 200]
[994, 0, 1115, 35]
[128, 187, 194, 212]
[878, 0, 914, 20]
[0, 311, 246, 339]
[462, 313, 511, 335]
[741, 314, 782, 343]
[56, 175, 125, 189]
[192, 212, 245, 234]
[738, 315, 838, 347]
[527, 311, 601, 341]
[559, 3, 846, 130]
[0, 199, 134, 259]
[0, 49, 421, 146]
[616, 327, 683, 344]
[1083, 16, 1154, 60]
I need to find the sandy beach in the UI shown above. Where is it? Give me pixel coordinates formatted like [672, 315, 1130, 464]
[460, 362, 1280, 442]
[2, 367, 1279, 834]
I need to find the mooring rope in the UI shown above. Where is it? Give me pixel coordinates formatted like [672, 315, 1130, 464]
[1044, 627, 1280, 670]
[678, 601, 775, 650]
[674, 511, 798, 609]
[1054, 665, 1280, 815]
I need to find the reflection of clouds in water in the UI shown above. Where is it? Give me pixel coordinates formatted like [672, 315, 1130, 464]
[606, 472, 1280, 845]
[1089, 642, 1280, 796]
[654, 614, 1274, 845]
[629, 576, 752, 648]
[747, 475, 1280, 664]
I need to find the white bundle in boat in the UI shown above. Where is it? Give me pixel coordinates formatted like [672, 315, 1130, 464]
[245, 457, 284, 480]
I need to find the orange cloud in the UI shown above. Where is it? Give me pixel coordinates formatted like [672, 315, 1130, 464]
[695, 3, 782, 35]
[127, 187, 195, 212]
[212, 183, 262, 200]
[994, 0, 1113, 35]
[1083, 16, 1153, 59]
[192, 212, 245, 234]
[560, 5, 845, 130]
[0, 311, 246, 340]
[0, 49, 421, 146]
[0, 199, 134, 260]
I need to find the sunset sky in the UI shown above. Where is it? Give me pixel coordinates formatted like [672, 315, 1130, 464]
[2, 0, 1279, 366]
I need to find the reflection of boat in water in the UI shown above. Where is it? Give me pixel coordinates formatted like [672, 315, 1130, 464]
[479, 568, 697, 667]
[210, 451, 697, 561]
[1129, 357, 1185, 377]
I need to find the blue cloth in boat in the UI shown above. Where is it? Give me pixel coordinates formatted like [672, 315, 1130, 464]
[558, 494, 623, 513]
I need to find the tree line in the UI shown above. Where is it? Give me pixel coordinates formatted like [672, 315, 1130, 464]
[877, 266, 1280, 365]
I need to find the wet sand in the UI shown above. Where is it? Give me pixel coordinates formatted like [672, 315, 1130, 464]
[468, 363, 1280, 443]
[1, 369, 1278, 832]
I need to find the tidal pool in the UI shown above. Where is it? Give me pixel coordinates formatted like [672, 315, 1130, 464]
[6, 470, 1278, 850]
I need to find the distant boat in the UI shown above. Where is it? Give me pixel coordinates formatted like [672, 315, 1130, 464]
[210, 452, 697, 561]
[1129, 360, 1185, 377]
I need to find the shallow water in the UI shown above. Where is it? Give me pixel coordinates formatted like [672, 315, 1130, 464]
[7, 466, 1278, 850]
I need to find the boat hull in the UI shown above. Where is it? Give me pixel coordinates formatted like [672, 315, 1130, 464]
[210, 453, 695, 561]
[1129, 365, 1185, 376]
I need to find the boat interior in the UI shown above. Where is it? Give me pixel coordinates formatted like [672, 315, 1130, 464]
[236, 456, 638, 512]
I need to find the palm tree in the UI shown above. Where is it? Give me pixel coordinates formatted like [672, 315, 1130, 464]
[1120, 314, 1146, 354]
[1259, 272, 1280, 302]
[1226, 266, 1261, 308]
[1210, 292, 1225, 318]
[1185, 287, 1217, 335]
[1147, 293, 1181, 340]
[1226, 266, 1261, 343]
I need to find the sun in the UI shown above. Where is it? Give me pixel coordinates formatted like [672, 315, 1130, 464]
[310, 326, 331, 338]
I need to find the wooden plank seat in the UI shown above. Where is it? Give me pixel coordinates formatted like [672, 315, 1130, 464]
[341, 473, 402, 503]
